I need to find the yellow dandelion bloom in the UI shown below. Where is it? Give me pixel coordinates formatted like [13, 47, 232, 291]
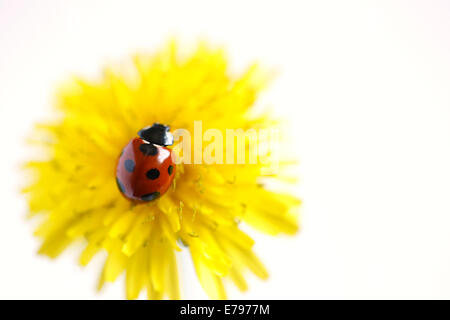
[23, 41, 300, 299]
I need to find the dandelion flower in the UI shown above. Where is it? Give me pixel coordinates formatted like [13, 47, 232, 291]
[23, 41, 300, 299]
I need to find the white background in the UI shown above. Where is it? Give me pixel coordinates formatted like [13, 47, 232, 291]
[1, 0, 450, 299]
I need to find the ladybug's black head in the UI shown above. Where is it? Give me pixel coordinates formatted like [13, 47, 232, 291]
[138, 123, 174, 147]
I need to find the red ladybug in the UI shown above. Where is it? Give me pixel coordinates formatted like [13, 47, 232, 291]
[116, 123, 176, 202]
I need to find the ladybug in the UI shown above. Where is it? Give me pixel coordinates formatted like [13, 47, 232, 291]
[116, 123, 176, 202]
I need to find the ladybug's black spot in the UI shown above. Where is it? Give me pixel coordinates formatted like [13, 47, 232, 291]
[124, 159, 135, 172]
[146, 168, 160, 180]
[139, 143, 158, 156]
[168, 165, 174, 176]
[116, 177, 125, 193]
[141, 192, 160, 201]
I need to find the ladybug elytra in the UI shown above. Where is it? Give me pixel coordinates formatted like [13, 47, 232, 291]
[116, 123, 176, 202]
